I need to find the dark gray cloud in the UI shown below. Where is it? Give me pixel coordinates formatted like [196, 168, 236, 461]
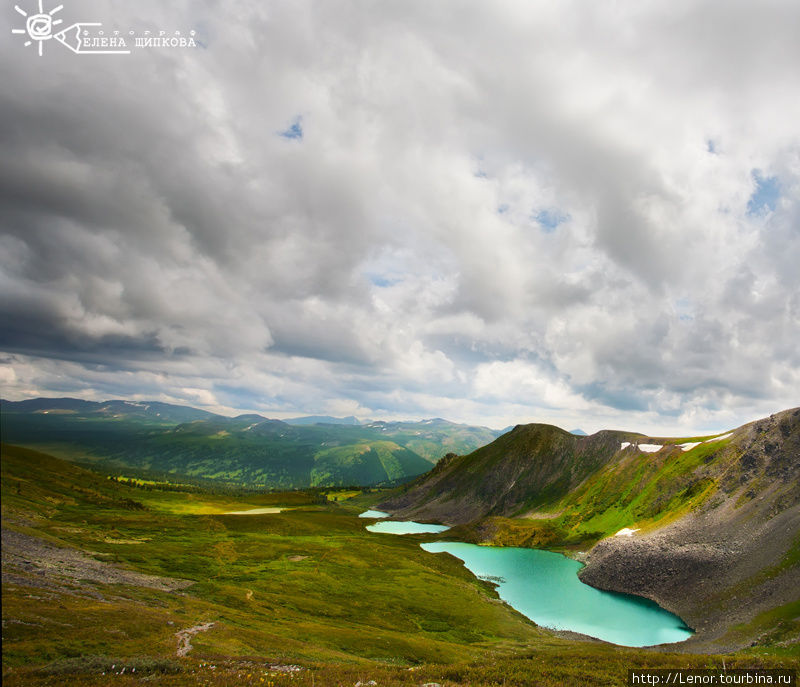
[1, 0, 798, 434]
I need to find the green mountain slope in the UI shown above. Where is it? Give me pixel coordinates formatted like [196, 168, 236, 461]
[383, 423, 642, 524]
[0, 399, 498, 488]
[382, 409, 800, 652]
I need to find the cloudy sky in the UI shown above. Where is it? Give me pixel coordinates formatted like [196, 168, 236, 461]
[1, 0, 798, 434]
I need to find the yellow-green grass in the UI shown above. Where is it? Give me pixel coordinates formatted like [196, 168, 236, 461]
[724, 600, 800, 656]
[111, 476, 197, 489]
[2, 446, 539, 669]
[324, 489, 361, 502]
[130, 489, 321, 516]
[540, 437, 735, 545]
[331, 488, 395, 514]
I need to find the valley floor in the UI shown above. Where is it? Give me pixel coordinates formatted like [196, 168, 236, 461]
[2, 445, 797, 686]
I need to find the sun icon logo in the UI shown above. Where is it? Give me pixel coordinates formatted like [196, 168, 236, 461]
[11, 1, 64, 56]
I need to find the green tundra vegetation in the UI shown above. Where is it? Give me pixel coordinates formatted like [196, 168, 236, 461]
[2, 444, 797, 686]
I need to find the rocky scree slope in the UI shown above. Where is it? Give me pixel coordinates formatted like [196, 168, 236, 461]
[579, 409, 799, 652]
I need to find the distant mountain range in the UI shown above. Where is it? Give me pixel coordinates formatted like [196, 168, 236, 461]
[0, 398, 502, 488]
[284, 415, 361, 426]
[2, 397, 216, 423]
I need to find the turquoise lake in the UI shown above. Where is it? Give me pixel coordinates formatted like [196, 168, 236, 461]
[421, 541, 693, 647]
[366, 520, 451, 534]
[358, 509, 390, 518]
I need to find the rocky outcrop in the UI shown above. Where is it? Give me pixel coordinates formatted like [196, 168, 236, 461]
[1, 527, 194, 596]
[579, 408, 800, 651]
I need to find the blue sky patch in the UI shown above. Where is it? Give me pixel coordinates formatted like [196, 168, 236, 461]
[747, 170, 780, 216]
[368, 274, 401, 288]
[674, 297, 694, 321]
[279, 116, 303, 140]
[534, 209, 569, 233]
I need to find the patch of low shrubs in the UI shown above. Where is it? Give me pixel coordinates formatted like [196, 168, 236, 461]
[41, 654, 182, 675]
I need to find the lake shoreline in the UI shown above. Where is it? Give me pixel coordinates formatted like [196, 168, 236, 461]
[359, 511, 692, 648]
[421, 540, 693, 648]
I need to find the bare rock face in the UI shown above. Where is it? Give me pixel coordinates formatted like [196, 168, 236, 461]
[579, 408, 800, 651]
[579, 508, 800, 651]
[580, 537, 732, 601]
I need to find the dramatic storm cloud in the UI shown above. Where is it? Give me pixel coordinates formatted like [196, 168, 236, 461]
[1, 0, 798, 433]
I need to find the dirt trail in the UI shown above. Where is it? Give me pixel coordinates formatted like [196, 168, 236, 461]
[175, 621, 216, 657]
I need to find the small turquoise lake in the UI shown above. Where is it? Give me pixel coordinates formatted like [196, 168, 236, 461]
[421, 541, 693, 647]
[358, 509, 390, 518]
[366, 520, 451, 534]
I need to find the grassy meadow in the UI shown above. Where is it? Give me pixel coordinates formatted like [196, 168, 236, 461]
[2, 444, 797, 686]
